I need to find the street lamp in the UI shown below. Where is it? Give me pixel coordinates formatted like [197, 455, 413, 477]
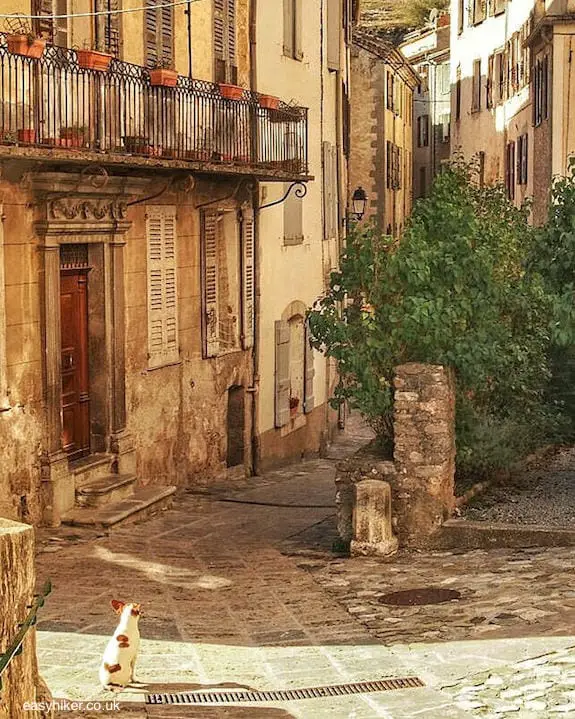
[351, 186, 368, 220]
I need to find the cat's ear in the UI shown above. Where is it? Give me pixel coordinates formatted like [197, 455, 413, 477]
[110, 599, 125, 614]
[131, 603, 141, 616]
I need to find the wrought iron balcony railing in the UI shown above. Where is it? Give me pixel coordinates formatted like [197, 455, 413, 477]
[0, 36, 309, 176]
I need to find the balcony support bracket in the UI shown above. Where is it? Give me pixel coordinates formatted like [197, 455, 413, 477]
[259, 181, 307, 210]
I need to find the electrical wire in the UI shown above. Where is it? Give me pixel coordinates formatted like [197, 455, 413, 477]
[0, 0, 200, 21]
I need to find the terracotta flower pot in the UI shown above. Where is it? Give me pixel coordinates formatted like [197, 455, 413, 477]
[259, 94, 280, 110]
[17, 128, 36, 144]
[76, 49, 112, 72]
[219, 83, 244, 101]
[7, 35, 46, 59]
[149, 68, 178, 87]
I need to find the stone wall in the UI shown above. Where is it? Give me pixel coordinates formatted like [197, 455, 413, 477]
[0, 519, 44, 719]
[336, 363, 456, 550]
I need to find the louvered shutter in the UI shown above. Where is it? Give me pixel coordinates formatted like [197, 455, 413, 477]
[228, 0, 237, 73]
[283, 0, 294, 57]
[145, 0, 158, 67]
[241, 207, 255, 350]
[295, 0, 303, 60]
[161, 3, 173, 66]
[105, 0, 121, 56]
[202, 210, 220, 357]
[147, 206, 179, 369]
[33, 0, 55, 43]
[275, 320, 290, 427]
[303, 322, 315, 414]
[330, 144, 338, 237]
[494, 0, 506, 14]
[284, 182, 304, 244]
[523, 134, 528, 184]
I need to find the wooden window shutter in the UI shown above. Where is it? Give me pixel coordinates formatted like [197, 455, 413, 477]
[228, 0, 237, 69]
[33, 0, 55, 43]
[322, 142, 334, 241]
[327, 0, 340, 71]
[201, 210, 220, 358]
[284, 183, 304, 244]
[105, 0, 121, 56]
[283, 0, 294, 57]
[147, 206, 179, 369]
[161, 2, 174, 66]
[523, 134, 528, 184]
[330, 144, 338, 239]
[542, 55, 549, 120]
[274, 320, 290, 427]
[145, 0, 158, 67]
[241, 207, 255, 350]
[294, 0, 303, 60]
[304, 321, 315, 414]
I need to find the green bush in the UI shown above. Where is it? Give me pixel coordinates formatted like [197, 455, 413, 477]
[308, 160, 566, 479]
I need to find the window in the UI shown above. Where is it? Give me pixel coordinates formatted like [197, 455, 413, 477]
[386, 142, 401, 190]
[486, 55, 494, 108]
[146, 206, 179, 369]
[95, 0, 121, 56]
[417, 115, 429, 147]
[494, 0, 506, 15]
[283, 0, 303, 61]
[440, 114, 450, 142]
[472, 0, 487, 25]
[533, 54, 549, 126]
[33, 0, 68, 46]
[517, 134, 528, 185]
[386, 71, 396, 112]
[505, 141, 516, 200]
[274, 314, 315, 428]
[419, 166, 427, 198]
[471, 59, 481, 112]
[496, 51, 505, 103]
[439, 63, 450, 95]
[214, 0, 237, 83]
[455, 72, 461, 121]
[284, 182, 304, 245]
[145, 0, 173, 68]
[458, 0, 464, 34]
[201, 206, 254, 357]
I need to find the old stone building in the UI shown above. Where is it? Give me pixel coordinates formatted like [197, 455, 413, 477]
[401, 12, 451, 199]
[0, 0, 350, 526]
[349, 29, 418, 234]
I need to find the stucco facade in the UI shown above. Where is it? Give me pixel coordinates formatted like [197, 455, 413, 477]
[0, 0, 340, 525]
[349, 30, 418, 235]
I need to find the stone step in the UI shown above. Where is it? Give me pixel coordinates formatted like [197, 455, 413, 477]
[76, 474, 137, 508]
[62, 486, 177, 529]
[69, 454, 115, 489]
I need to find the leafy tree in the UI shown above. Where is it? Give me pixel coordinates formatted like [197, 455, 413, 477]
[308, 160, 562, 477]
[401, 0, 449, 26]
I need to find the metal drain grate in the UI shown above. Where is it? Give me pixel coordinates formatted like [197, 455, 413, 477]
[146, 677, 425, 705]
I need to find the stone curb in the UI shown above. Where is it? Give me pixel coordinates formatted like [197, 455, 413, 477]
[436, 518, 575, 549]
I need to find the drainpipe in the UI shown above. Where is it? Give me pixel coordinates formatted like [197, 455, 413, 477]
[249, 0, 260, 475]
[186, 0, 193, 77]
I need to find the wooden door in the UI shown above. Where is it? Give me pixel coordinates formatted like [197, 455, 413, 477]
[60, 271, 90, 459]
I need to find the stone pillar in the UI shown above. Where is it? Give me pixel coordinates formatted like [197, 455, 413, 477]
[0, 519, 47, 719]
[39, 245, 72, 527]
[350, 479, 398, 557]
[393, 363, 456, 546]
[108, 238, 135, 475]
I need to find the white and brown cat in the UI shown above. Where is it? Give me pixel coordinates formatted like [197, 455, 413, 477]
[99, 599, 142, 691]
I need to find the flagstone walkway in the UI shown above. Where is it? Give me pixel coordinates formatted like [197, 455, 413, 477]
[34, 418, 575, 718]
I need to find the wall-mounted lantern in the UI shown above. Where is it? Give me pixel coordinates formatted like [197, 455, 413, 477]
[351, 186, 368, 220]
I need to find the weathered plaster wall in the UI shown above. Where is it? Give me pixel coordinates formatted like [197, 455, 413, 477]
[0, 183, 44, 524]
[124, 185, 253, 486]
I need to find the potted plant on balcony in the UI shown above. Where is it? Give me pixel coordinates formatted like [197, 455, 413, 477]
[289, 396, 300, 417]
[75, 41, 112, 72]
[258, 94, 280, 110]
[149, 59, 178, 88]
[219, 83, 245, 101]
[4, 17, 46, 59]
[59, 125, 87, 148]
[123, 135, 151, 155]
[17, 127, 36, 144]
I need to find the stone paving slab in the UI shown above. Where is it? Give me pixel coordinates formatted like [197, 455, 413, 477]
[33, 416, 575, 718]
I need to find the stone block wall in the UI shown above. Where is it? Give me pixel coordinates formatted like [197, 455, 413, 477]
[0, 519, 43, 718]
[336, 362, 456, 550]
[393, 363, 456, 546]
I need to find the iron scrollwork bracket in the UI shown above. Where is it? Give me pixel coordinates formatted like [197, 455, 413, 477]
[259, 181, 307, 210]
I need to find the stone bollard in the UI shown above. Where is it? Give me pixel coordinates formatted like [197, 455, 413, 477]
[0, 518, 49, 719]
[393, 363, 456, 546]
[350, 479, 398, 557]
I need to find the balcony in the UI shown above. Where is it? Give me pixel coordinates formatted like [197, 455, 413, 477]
[0, 35, 309, 180]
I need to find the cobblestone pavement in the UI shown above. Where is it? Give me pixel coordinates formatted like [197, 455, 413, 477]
[34, 418, 575, 718]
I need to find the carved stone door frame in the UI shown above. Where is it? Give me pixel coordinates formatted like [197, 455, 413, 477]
[32, 171, 153, 526]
